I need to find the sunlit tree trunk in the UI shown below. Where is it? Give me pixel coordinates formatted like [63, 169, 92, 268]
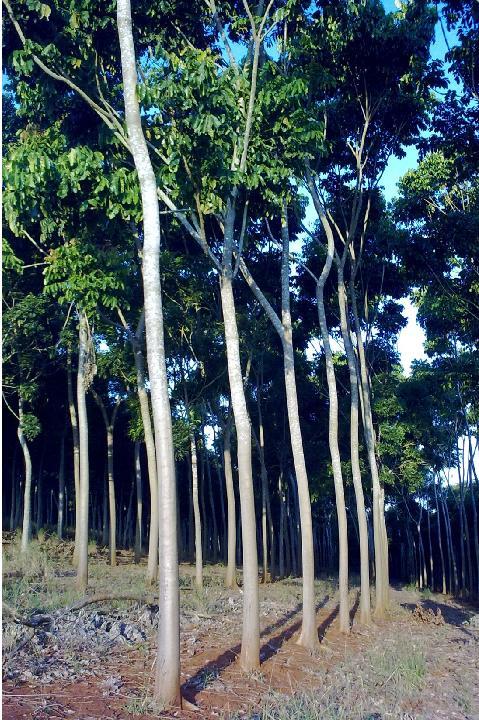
[204, 429, 218, 563]
[349, 276, 389, 616]
[67, 348, 81, 567]
[220, 262, 260, 670]
[426, 502, 434, 591]
[240, 203, 319, 646]
[434, 477, 447, 594]
[134, 441, 143, 563]
[337, 263, 371, 624]
[190, 429, 203, 589]
[279, 470, 285, 578]
[223, 411, 237, 588]
[19, 396, 33, 553]
[129, 316, 159, 584]
[117, 0, 180, 703]
[76, 310, 90, 592]
[92, 391, 120, 568]
[312, 212, 349, 633]
[468, 439, 479, 598]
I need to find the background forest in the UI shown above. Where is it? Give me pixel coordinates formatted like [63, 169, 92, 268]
[2, 0, 479, 716]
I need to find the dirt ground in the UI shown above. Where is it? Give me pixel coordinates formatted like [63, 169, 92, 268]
[3, 538, 479, 719]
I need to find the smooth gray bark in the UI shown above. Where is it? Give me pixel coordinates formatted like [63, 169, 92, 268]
[128, 314, 159, 584]
[92, 391, 120, 567]
[19, 396, 33, 553]
[313, 214, 349, 634]
[220, 269, 260, 670]
[223, 411, 237, 588]
[337, 264, 371, 623]
[67, 348, 81, 566]
[76, 311, 90, 591]
[349, 277, 389, 616]
[134, 441, 143, 563]
[190, 430, 203, 589]
[117, 0, 180, 703]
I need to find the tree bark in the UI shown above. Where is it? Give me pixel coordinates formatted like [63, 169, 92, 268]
[220, 270, 260, 670]
[239, 203, 319, 647]
[129, 317, 159, 584]
[312, 212, 349, 633]
[92, 391, 120, 567]
[204, 430, 218, 563]
[117, 0, 180, 703]
[134, 441, 143, 563]
[336, 263, 371, 624]
[190, 430, 203, 589]
[19, 396, 33, 553]
[434, 477, 447, 594]
[67, 347, 81, 567]
[349, 275, 389, 616]
[279, 471, 285, 578]
[223, 411, 237, 588]
[76, 310, 90, 592]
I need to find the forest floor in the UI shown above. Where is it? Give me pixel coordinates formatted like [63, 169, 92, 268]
[2, 535, 479, 720]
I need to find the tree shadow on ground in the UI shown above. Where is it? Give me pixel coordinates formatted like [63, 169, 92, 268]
[260, 596, 331, 662]
[182, 595, 332, 703]
[349, 592, 360, 624]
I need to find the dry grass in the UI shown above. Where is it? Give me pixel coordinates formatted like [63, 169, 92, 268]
[231, 634, 426, 720]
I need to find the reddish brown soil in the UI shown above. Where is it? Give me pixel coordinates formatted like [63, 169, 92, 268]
[4, 585, 479, 720]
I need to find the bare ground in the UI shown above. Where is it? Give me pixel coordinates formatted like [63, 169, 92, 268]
[2, 537, 479, 720]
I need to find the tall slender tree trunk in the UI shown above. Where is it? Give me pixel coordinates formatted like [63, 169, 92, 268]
[76, 311, 90, 592]
[58, 432, 65, 540]
[199, 450, 208, 558]
[204, 432, 218, 563]
[19, 396, 33, 553]
[257, 210, 318, 632]
[349, 276, 389, 616]
[434, 477, 447, 594]
[123, 477, 135, 548]
[107, 426, 117, 565]
[427, 503, 434, 591]
[213, 431, 227, 563]
[67, 348, 81, 567]
[117, 2, 180, 703]
[337, 264, 371, 624]
[279, 471, 285, 578]
[130, 321, 159, 584]
[468, 441, 479, 598]
[256, 366, 270, 583]
[240, 205, 319, 646]
[443, 487, 458, 592]
[312, 213, 349, 633]
[220, 270, 260, 670]
[190, 430, 203, 589]
[134, 441, 143, 563]
[102, 469, 109, 547]
[92, 391, 120, 568]
[223, 411, 236, 588]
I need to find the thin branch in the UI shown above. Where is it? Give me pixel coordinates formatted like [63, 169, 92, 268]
[3, 0, 131, 153]
[233, 199, 249, 278]
[238, 257, 284, 338]
[2, 392, 20, 421]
